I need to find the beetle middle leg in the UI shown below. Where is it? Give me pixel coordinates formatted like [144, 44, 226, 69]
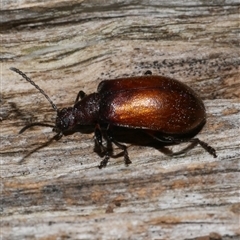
[106, 126, 132, 166]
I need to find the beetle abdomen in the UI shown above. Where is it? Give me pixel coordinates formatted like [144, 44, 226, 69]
[99, 76, 206, 135]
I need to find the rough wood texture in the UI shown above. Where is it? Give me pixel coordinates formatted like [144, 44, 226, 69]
[1, 1, 239, 239]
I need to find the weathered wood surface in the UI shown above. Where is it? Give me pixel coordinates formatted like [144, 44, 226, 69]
[1, 0, 239, 239]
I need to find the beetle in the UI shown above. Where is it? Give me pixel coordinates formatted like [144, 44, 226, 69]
[10, 67, 217, 168]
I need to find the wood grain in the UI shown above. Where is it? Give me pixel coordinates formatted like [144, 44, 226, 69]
[1, 0, 239, 239]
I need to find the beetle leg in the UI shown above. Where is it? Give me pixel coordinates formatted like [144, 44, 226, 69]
[167, 138, 217, 158]
[144, 70, 152, 75]
[106, 127, 132, 166]
[94, 126, 110, 169]
[147, 131, 217, 158]
[159, 140, 199, 156]
[147, 133, 196, 156]
[99, 156, 110, 169]
[53, 132, 63, 141]
[75, 90, 86, 103]
[189, 138, 217, 158]
[146, 131, 175, 143]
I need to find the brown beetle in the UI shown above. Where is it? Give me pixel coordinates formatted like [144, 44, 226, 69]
[10, 67, 217, 168]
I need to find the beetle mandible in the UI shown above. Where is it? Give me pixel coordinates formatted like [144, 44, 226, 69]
[10, 67, 217, 168]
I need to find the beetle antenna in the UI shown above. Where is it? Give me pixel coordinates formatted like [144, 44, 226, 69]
[19, 122, 56, 134]
[10, 67, 58, 112]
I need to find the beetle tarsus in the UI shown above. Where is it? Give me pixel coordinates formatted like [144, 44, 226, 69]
[99, 155, 110, 169]
[196, 139, 217, 158]
[124, 155, 132, 166]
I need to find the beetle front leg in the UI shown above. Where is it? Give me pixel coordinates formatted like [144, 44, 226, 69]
[94, 126, 110, 169]
[106, 127, 132, 166]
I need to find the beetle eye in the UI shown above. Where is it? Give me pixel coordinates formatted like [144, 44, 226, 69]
[62, 117, 70, 129]
[56, 108, 73, 130]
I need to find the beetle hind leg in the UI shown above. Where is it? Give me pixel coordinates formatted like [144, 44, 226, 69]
[170, 138, 217, 158]
[191, 138, 217, 158]
[147, 131, 217, 158]
[160, 140, 199, 157]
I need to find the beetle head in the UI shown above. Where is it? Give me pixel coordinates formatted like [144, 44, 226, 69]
[55, 107, 77, 134]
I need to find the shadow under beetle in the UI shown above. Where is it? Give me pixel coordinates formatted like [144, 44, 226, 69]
[10, 67, 217, 168]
